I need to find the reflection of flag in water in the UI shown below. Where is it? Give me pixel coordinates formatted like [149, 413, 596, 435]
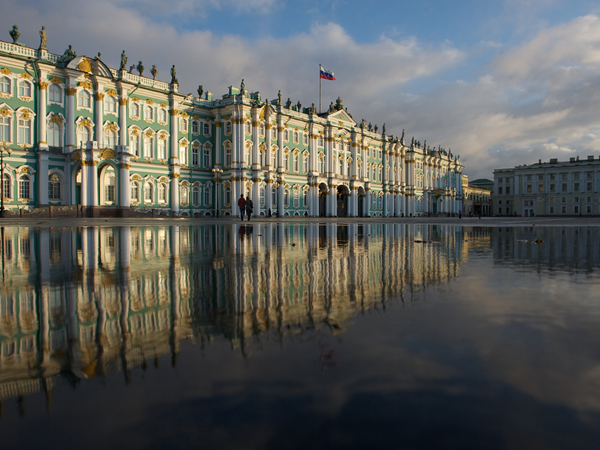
[320, 65, 335, 80]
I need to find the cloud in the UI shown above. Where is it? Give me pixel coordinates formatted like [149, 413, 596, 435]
[2, 1, 600, 180]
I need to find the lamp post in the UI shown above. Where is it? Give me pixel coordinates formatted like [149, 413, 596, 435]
[0, 146, 12, 218]
[212, 168, 223, 217]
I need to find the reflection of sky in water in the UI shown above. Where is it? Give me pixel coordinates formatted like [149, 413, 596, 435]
[0, 224, 600, 449]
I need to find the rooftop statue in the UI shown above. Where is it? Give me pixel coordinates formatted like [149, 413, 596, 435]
[9, 25, 19, 44]
[382, 123, 386, 135]
[136, 61, 144, 76]
[151, 65, 158, 80]
[39, 26, 47, 50]
[368, 122, 372, 131]
[309, 103, 317, 114]
[119, 51, 127, 71]
[335, 96, 343, 111]
[328, 102, 335, 114]
[359, 119, 366, 129]
[170, 65, 178, 85]
[57, 45, 76, 67]
[128, 64, 135, 74]
[278, 90, 282, 104]
[197, 85, 203, 99]
[94, 52, 102, 61]
[374, 124, 378, 133]
[286, 98, 292, 109]
[296, 101, 302, 110]
[240, 79, 245, 91]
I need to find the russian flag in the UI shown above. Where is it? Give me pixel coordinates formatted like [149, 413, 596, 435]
[320, 65, 335, 80]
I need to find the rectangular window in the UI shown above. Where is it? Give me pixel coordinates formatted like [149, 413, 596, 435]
[18, 119, 31, 144]
[574, 173, 580, 180]
[574, 183, 580, 192]
[587, 197, 592, 203]
[550, 206, 554, 213]
[587, 206, 592, 213]
[562, 173, 568, 181]
[527, 185, 532, 193]
[574, 206, 579, 213]
[506, 187, 510, 195]
[0, 117, 10, 142]
[562, 183, 567, 192]
[498, 187, 503, 195]
[550, 184, 555, 192]
[158, 139, 166, 160]
[587, 182, 593, 192]
[550, 173, 556, 181]
[538, 185, 543, 193]
[562, 206, 566, 214]
[527, 175, 532, 182]
[538, 174, 544, 181]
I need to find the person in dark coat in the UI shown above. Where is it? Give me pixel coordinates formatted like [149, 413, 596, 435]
[237, 194, 246, 220]
[245, 197, 254, 221]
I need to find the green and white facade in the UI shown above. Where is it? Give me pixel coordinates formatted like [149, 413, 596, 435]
[0, 35, 464, 217]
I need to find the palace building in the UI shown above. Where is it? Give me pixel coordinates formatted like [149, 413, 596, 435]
[0, 29, 463, 217]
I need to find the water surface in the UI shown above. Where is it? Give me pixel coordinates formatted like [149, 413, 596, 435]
[0, 224, 599, 450]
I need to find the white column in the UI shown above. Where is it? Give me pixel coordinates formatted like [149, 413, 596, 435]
[65, 85, 76, 151]
[170, 106, 180, 213]
[95, 90, 104, 148]
[119, 162, 130, 207]
[38, 80, 48, 150]
[118, 95, 127, 147]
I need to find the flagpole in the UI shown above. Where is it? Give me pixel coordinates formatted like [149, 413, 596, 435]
[319, 64, 322, 114]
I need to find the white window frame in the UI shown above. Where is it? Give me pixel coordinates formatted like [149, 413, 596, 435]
[78, 90, 92, 109]
[48, 84, 62, 104]
[105, 95, 117, 114]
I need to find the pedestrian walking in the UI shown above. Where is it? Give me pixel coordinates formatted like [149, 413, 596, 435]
[245, 197, 254, 221]
[238, 194, 246, 220]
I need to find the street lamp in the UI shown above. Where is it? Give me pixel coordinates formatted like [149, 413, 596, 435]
[0, 146, 12, 219]
[212, 168, 223, 217]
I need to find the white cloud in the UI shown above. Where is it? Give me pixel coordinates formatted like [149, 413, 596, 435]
[2, 1, 600, 180]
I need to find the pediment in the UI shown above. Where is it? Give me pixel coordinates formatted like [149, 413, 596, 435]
[67, 56, 113, 79]
[327, 109, 355, 125]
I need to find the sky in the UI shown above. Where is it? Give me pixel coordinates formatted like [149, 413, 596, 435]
[2, 0, 600, 180]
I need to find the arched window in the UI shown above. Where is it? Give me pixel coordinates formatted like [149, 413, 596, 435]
[272, 188, 277, 206]
[271, 150, 277, 168]
[303, 189, 308, 206]
[105, 96, 117, 113]
[294, 154, 299, 172]
[284, 153, 289, 171]
[78, 90, 91, 108]
[3, 174, 11, 199]
[179, 118, 188, 132]
[260, 186, 265, 207]
[131, 181, 139, 201]
[18, 81, 31, 98]
[244, 146, 250, 165]
[158, 108, 167, 123]
[158, 183, 166, 202]
[192, 146, 200, 166]
[303, 155, 308, 173]
[303, 133, 308, 146]
[48, 121, 60, 147]
[284, 189, 290, 207]
[144, 136, 154, 158]
[225, 121, 232, 135]
[225, 187, 231, 205]
[179, 144, 188, 165]
[203, 123, 211, 136]
[131, 102, 140, 117]
[318, 135, 324, 147]
[204, 184, 212, 206]
[192, 121, 199, 134]
[203, 148, 210, 168]
[144, 183, 153, 203]
[105, 129, 116, 149]
[0, 115, 10, 143]
[192, 186, 200, 206]
[180, 185, 188, 205]
[144, 105, 153, 121]
[339, 158, 343, 175]
[283, 129, 289, 141]
[293, 189, 299, 207]
[49, 84, 61, 102]
[271, 127, 276, 139]
[0, 76, 11, 95]
[157, 139, 167, 160]
[225, 146, 232, 166]
[259, 123, 265, 137]
[319, 156, 325, 173]
[19, 175, 30, 199]
[294, 130, 299, 143]
[245, 121, 251, 135]
[105, 175, 115, 203]
[48, 174, 61, 200]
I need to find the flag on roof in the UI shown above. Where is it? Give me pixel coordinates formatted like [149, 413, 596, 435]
[320, 65, 335, 80]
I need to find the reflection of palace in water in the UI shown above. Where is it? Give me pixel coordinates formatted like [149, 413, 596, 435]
[0, 224, 465, 406]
